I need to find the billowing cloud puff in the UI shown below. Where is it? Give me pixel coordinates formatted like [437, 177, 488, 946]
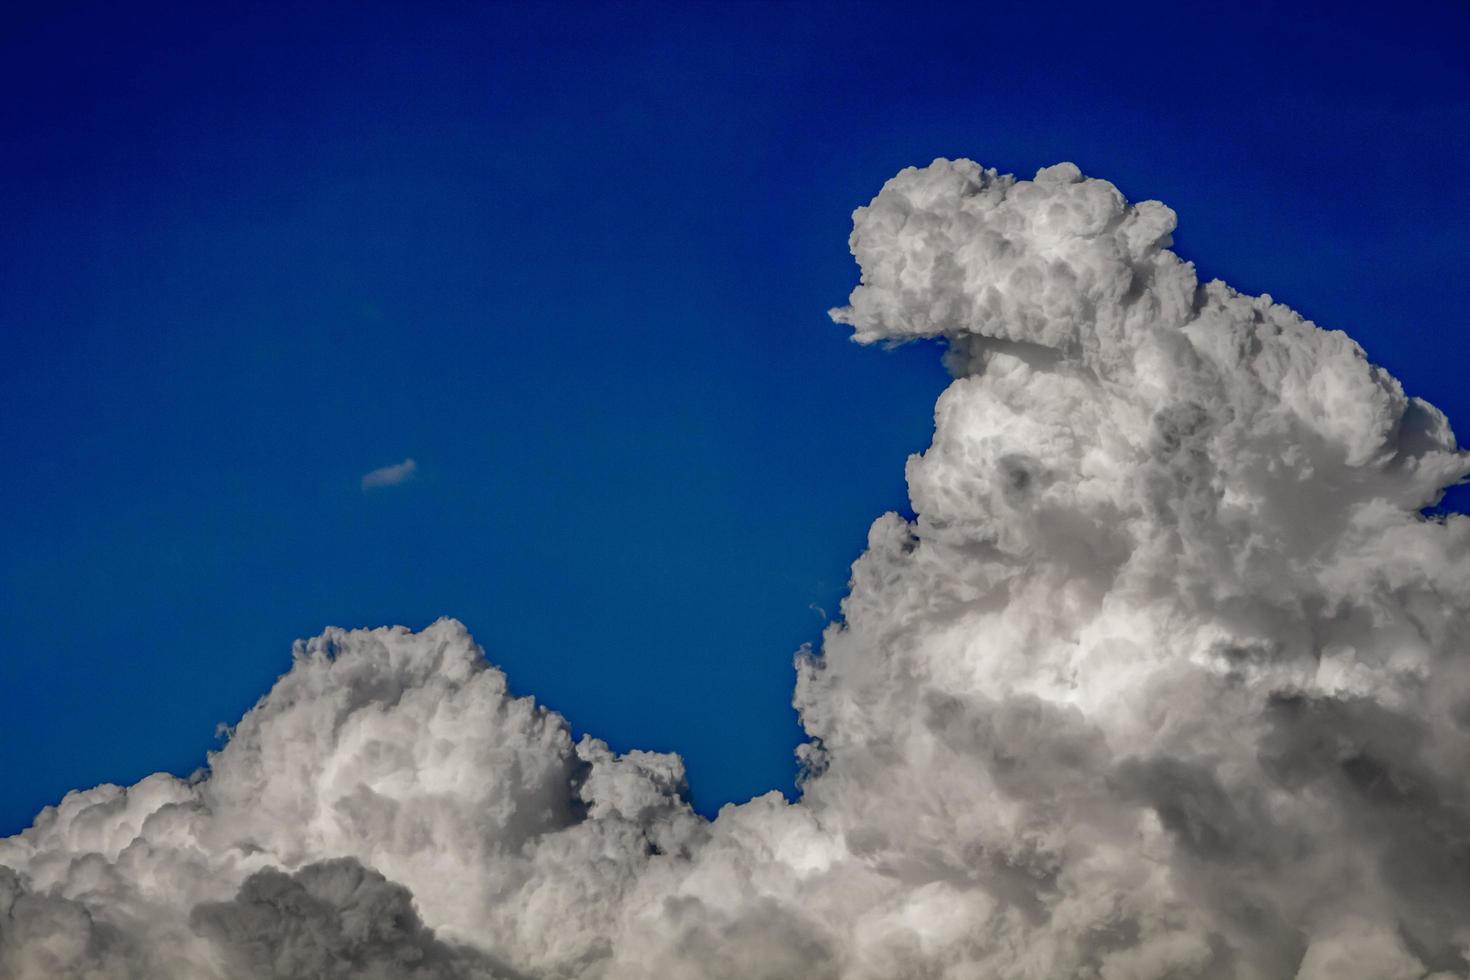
[5, 160, 1470, 978]
[190, 858, 510, 979]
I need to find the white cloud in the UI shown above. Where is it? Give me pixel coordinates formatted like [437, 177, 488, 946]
[4, 160, 1470, 979]
[361, 457, 417, 490]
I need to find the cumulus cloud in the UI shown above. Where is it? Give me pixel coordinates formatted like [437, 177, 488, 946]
[191, 858, 513, 979]
[5, 159, 1470, 978]
[362, 458, 417, 490]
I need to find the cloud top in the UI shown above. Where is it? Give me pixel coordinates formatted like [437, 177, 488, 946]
[5, 159, 1470, 979]
[362, 458, 417, 490]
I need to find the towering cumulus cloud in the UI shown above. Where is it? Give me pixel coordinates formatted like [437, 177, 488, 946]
[5, 160, 1469, 979]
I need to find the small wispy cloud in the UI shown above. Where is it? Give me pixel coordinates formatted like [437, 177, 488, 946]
[361, 457, 417, 490]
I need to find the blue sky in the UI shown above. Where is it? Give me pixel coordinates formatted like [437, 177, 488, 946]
[1, 0, 1467, 836]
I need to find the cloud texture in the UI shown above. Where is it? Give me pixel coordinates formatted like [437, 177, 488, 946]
[6, 159, 1470, 978]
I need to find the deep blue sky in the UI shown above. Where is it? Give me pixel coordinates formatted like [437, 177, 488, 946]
[2, 1, 1467, 836]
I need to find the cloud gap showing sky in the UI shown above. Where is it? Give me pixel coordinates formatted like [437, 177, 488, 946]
[5, 159, 1469, 979]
